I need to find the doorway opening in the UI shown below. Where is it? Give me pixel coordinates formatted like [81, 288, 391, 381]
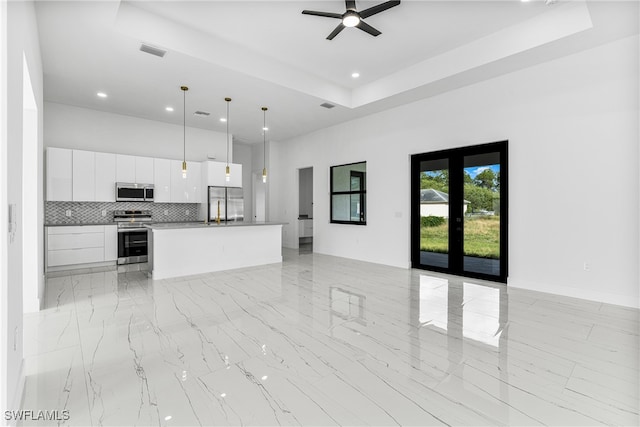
[298, 167, 313, 254]
[411, 141, 508, 283]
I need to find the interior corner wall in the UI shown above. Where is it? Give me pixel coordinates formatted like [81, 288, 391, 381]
[44, 102, 228, 162]
[269, 35, 640, 308]
[3, 0, 44, 416]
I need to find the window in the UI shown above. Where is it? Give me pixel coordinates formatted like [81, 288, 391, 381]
[330, 162, 366, 225]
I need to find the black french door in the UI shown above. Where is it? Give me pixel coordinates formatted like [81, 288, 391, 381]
[411, 141, 508, 283]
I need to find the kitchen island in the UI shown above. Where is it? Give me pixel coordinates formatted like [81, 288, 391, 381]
[146, 222, 284, 280]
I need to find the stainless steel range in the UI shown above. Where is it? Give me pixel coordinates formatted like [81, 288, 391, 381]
[114, 210, 152, 265]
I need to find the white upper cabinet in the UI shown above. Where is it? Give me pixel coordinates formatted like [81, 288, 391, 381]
[46, 148, 219, 203]
[185, 161, 201, 203]
[228, 163, 242, 188]
[94, 152, 116, 202]
[116, 155, 153, 184]
[170, 160, 201, 203]
[46, 147, 73, 201]
[170, 159, 188, 203]
[206, 161, 242, 187]
[135, 156, 154, 184]
[153, 158, 172, 203]
[72, 150, 96, 201]
[116, 154, 136, 183]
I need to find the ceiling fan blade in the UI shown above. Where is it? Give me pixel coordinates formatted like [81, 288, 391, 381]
[327, 23, 346, 40]
[359, 0, 401, 19]
[302, 10, 343, 19]
[356, 20, 382, 37]
[345, 0, 357, 11]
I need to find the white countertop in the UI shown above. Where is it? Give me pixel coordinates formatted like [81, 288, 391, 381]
[145, 221, 285, 230]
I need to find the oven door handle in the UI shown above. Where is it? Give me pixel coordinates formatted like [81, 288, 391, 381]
[117, 228, 149, 233]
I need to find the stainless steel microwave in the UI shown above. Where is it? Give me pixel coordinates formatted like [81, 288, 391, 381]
[115, 183, 154, 202]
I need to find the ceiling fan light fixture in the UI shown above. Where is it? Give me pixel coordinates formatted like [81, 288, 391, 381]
[343, 12, 360, 27]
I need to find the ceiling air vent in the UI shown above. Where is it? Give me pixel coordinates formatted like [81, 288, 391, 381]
[320, 102, 335, 109]
[139, 43, 167, 58]
[194, 111, 211, 116]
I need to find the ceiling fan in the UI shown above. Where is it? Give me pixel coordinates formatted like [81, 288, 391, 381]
[302, 0, 401, 40]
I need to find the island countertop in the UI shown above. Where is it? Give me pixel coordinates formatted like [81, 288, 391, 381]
[145, 221, 286, 230]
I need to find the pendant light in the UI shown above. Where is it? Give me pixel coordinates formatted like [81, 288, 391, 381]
[181, 86, 188, 179]
[225, 97, 232, 182]
[261, 107, 268, 183]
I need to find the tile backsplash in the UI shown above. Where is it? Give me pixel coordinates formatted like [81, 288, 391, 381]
[46, 201, 200, 224]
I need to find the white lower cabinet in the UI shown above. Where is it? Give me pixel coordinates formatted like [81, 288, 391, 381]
[47, 225, 117, 268]
[104, 225, 117, 261]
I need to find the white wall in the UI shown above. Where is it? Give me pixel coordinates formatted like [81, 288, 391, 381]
[269, 35, 639, 308]
[2, 0, 44, 417]
[44, 102, 228, 162]
[0, 0, 7, 415]
[22, 53, 39, 314]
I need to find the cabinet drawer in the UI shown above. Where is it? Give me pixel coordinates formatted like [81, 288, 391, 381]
[48, 225, 105, 235]
[48, 247, 104, 267]
[48, 233, 104, 250]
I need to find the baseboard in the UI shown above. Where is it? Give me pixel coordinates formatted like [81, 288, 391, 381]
[508, 278, 640, 309]
[46, 260, 116, 275]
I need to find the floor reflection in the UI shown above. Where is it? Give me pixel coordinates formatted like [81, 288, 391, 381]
[24, 253, 638, 426]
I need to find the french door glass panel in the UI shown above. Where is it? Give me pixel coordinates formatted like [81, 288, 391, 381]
[419, 158, 449, 269]
[463, 152, 501, 276]
[412, 141, 507, 283]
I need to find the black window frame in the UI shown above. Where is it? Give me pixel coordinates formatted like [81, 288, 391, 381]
[330, 161, 367, 225]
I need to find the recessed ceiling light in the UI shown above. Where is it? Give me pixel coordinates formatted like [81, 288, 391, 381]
[165, 107, 174, 112]
[220, 118, 227, 122]
[262, 127, 269, 131]
[97, 92, 107, 98]
[351, 72, 360, 78]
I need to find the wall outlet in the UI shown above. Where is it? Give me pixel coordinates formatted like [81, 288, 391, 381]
[185, 209, 190, 216]
[65, 209, 72, 217]
[101, 210, 107, 217]
[583, 262, 590, 271]
[164, 210, 169, 216]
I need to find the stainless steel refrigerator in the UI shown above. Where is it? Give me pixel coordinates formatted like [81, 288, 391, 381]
[208, 186, 244, 222]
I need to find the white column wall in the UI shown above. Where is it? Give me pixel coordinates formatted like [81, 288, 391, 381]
[269, 35, 639, 308]
[0, 0, 8, 416]
[2, 0, 44, 417]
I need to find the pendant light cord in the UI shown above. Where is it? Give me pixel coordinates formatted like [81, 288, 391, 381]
[226, 99, 230, 166]
[183, 89, 186, 162]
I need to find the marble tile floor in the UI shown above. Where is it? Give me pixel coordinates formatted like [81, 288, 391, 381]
[21, 250, 639, 426]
